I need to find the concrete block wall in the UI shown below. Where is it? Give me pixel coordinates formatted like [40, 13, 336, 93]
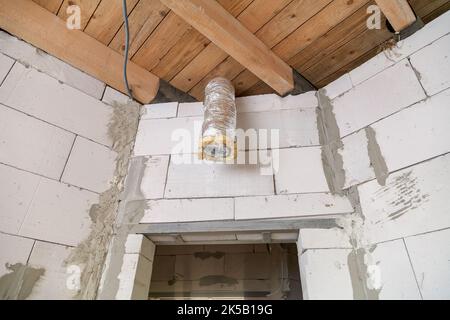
[133, 92, 355, 234]
[0, 31, 125, 299]
[298, 12, 450, 300]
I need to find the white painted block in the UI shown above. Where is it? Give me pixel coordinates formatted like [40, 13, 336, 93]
[323, 73, 353, 99]
[165, 154, 274, 198]
[275, 147, 329, 194]
[19, 178, 98, 247]
[102, 86, 130, 105]
[235, 193, 353, 220]
[271, 232, 298, 241]
[405, 229, 450, 300]
[298, 228, 352, 250]
[372, 89, 450, 173]
[340, 130, 376, 188]
[299, 249, 354, 300]
[236, 233, 264, 241]
[177, 102, 204, 117]
[393, 11, 450, 62]
[237, 108, 320, 148]
[116, 253, 153, 300]
[61, 136, 117, 193]
[141, 102, 178, 120]
[235, 91, 318, 114]
[140, 156, 170, 199]
[182, 233, 237, 242]
[333, 61, 426, 137]
[0, 105, 75, 180]
[371, 240, 422, 300]
[0, 53, 14, 83]
[141, 198, 234, 223]
[27, 241, 77, 300]
[0, 31, 105, 99]
[0, 64, 113, 146]
[134, 116, 202, 156]
[0, 233, 34, 276]
[409, 34, 450, 96]
[359, 154, 450, 244]
[125, 235, 156, 262]
[0, 164, 40, 234]
[349, 51, 396, 86]
[277, 91, 318, 109]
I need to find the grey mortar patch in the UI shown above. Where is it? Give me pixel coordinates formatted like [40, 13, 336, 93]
[97, 156, 150, 300]
[365, 127, 389, 186]
[316, 89, 346, 195]
[65, 101, 141, 300]
[0, 263, 45, 300]
[337, 187, 381, 300]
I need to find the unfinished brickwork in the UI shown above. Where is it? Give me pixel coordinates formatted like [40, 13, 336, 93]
[0, 11, 449, 300]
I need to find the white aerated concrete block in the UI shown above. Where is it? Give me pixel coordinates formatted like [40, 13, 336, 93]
[102, 86, 130, 106]
[116, 253, 153, 300]
[141, 198, 234, 223]
[62, 136, 117, 193]
[0, 105, 75, 180]
[124, 235, 155, 262]
[235, 92, 317, 114]
[405, 229, 450, 300]
[409, 34, 450, 96]
[182, 234, 237, 242]
[0, 233, 34, 276]
[140, 156, 170, 199]
[299, 249, 354, 300]
[235, 193, 353, 220]
[0, 64, 113, 146]
[372, 89, 450, 173]
[333, 61, 426, 137]
[0, 31, 105, 99]
[237, 108, 319, 148]
[134, 116, 202, 156]
[141, 102, 178, 120]
[298, 228, 352, 250]
[165, 153, 274, 198]
[359, 154, 450, 244]
[275, 147, 329, 194]
[349, 11, 450, 86]
[340, 130, 375, 188]
[0, 165, 40, 234]
[19, 178, 98, 247]
[27, 241, 77, 300]
[323, 73, 353, 99]
[371, 240, 421, 300]
[177, 102, 204, 117]
[349, 51, 396, 86]
[393, 11, 450, 62]
[0, 53, 14, 83]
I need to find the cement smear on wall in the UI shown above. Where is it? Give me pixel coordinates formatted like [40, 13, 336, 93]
[66, 101, 140, 300]
[0, 263, 45, 300]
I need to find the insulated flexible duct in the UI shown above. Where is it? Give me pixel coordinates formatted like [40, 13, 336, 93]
[200, 77, 237, 162]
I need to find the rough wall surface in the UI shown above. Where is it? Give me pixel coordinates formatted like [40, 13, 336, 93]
[298, 11, 450, 300]
[0, 31, 138, 299]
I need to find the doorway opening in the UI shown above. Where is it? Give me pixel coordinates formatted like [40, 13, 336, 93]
[148, 243, 302, 300]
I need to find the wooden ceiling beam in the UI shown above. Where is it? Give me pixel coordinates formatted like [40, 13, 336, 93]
[374, 0, 417, 32]
[160, 0, 294, 96]
[0, 0, 159, 103]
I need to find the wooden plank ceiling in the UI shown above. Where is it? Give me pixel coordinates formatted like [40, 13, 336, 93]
[32, 0, 449, 100]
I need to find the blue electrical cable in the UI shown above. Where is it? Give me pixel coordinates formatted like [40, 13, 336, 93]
[122, 0, 133, 99]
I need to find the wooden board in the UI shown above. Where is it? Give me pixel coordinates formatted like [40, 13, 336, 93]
[25, 0, 450, 99]
[0, 0, 159, 103]
[160, 0, 294, 96]
[375, 0, 416, 31]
